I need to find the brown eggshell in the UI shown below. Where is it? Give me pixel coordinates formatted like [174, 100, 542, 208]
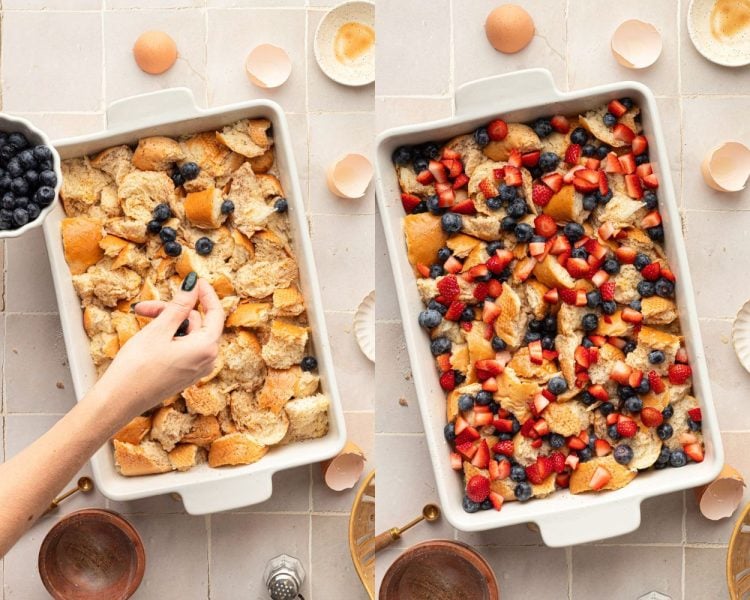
[485, 4, 535, 54]
[133, 30, 178, 75]
[320, 440, 366, 491]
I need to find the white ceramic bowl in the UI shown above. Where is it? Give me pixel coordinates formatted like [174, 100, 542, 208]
[0, 113, 62, 239]
[375, 69, 724, 546]
[687, 0, 750, 67]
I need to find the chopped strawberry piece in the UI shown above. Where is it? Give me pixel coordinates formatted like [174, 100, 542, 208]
[619, 153, 636, 175]
[532, 419, 550, 436]
[542, 349, 559, 361]
[442, 148, 461, 160]
[445, 301, 465, 321]
[456, 441, 477, 459]
[613, 123, 636, 143]
[452, 173, 470, 189]
[489, 491, 505, 511]
[661, 266, 677, 283]
[466, 474, 491, 502]
[632, 135, 648, 155]
[493, 439, 514, 457]
[504, 165, 523, 187]
[454, 415, 472, 436]
[566, 257, 590, 279]
[541, 172, 564, 193]
[443, 256, 462, 274]
[605, 152, 625, 174]
[520, 419, 538, 439]
[478, 178, 497, 199]
[588, 335, 607, 347]
[416, 170, 434, 185]
[594, 439, 612, 457]
[675, 347, 688, 364]
[680, 432, 699, 446]
[600, 281, 616, 301]
[565, 143, 582, 165]
[621, 307, 643, 324]
[439, 370, 456, 391]
[487, 279, 503, 298]
[606, 413, 620, 426]
[640, 262, 661, 281]
[551, 114, 571, 133]
[559, 288, 578, 305]
[513, 257, 537, 282]
[648, 371, 666, 394]
[428, 159, 448, 183]
[567, 435, 587, 450]
[607, 99, 627, 118]
[610, 360, 633, 385]
[534, 214, 558, 238]
[640, 407, 664, 428]
[525, 462, 545, 485]
[532, 393, 550, 415]
[642, 173, 659, 189]
[532, 183, 554, 206]
[416, 263, 431, 278]
[575, 345, 591, 368]
[467, 264, 489, 281]
[471, 439, 490, 469]
[591, 269, 609, 287]
[543, 288, 559, 303]
[529, 340, 544, 365]
[497, 458, 512, 480]
[636, 162, 653, 179]
[616, 418, 638, 438]
[555, 472, 571, 488]
[628, 369, 643, 388]
[625, 173, 643, 199]
[615, 246, 636, 264]
[493, 417, 515, 433]
[565, 453, 580, 471]
[521, 150, 541, 167]
[641, 210, 662, 229]
[436, 353, 452, 373]
[599, 170, 609, 196]
[451, 198, 476, 214]
[684, 442, 704, 463]
[493, 167, 505, 180]
[488, 119, 509, 141]
[507, 148, 523, 169]
[450, 452, 463, 470]
[437, 275, 461, 301]
[550, 235, 572, 255]
[473, 282, 489, 302]
[400, 193, 422, 213]
[550, 451, 566, 474]
[588, 346, 599, 363]
[475, 359, 504, 377]
[590, 466, 612, 490]
[442, 158, 463, 178]
[486, 249, 514, 274]
[668, 364, 692, 384]
[573, 170, 600, 193]
[529, 239, 548, 258]
[460, 321, 473, 332]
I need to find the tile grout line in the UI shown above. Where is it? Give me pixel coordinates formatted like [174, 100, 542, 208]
[566, 545, 573, 600]
[206, 513, 212, 599]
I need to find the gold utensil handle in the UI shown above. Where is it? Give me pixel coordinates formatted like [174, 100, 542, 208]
[43, 477, 94, 516]
[373, 528, 400, 553]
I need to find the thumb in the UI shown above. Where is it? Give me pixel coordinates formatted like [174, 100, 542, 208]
[153, 272, 200, 331]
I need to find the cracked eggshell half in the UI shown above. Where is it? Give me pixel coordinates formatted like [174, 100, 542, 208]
[320, 440, 366, 491]
[701, 141, 750, 192]
[326, 153, 373, 199]
[694, 464, 746, 520]
[611, 19, 663, 69]
[245, 44, 292, 89]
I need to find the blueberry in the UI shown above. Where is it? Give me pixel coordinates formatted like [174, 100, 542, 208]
[582, 194, 596, 211]
[26, 202, 40, 221]
[12, 207, 28, 227]
[596, 145, 610, 160]
[24, 170, 39, 187]
[180, 162, 200, 181]
[152, 203, 171, 222]
[421, 142, 440, 160]
[629, 300, 642, 312]
[571, 247, 588, 260]
[603, 112, 617, 127]
[524, 331, 542, 344]
[582, 144, 597, 157]
[499, 183, 517, 202]
[480, 499, 493, 511]
[33, 186, 55, 207]
[532, 118, 553, 138]
[0, 208, 12, 223]
[603, 259, 620, 275]
[543, 316, 557, 333]
[571, 127, 589, 145]
[529, 166, 543, 179]
[444, 422, 456, 442]
[637, 280, 655, 297]
[220, 199, 235, 214]
[0, 175, 11, 192]
[624, 396, 643, 412]
[623, 340, 637, 354]
[274, 198, 288, 213]
[460, 306, 475, 322]
[17, 149, 36, 169]
[33, 145, 52, 162]
[0, 217, 10, 231]
[548, 376, 567, 395]
[500, 216, 516, 232]
[486, 241, 504, 255]
[636, 379, 650, 394]
[426, 195, 441, 215]
[563, 222, 584, 242]
[662, 404, 674, 419]
[413, 157, 429, 174]
[656, 447, 671, 465]
[598, 299, 614, 316]
[643, 191, 658, 210]
[491, 336, 507, 352]
[7, 132, 28, 150]
[582, 313, 599, 332]
[430, 337, 452, 356]
[458, 394, 474, 412]
[392, 146, 412, 165]
[648, 350, 665, 364]
[473, 127, 490, 147]
[549, 433, 565, 449]
[476, 391, 493, 406]
[13, 196, 28, 210]
[506, 199, 527, 219]
[655, 278, 674, 298]
[429, 264, 444, 279]
[510, 464, 527, 482]
[618, 385, 636, 400]
[608, 424, 621, 440]
[169, 170, 185, 187]
[428, 299, 448, 315]
[463, 495, 481, 513]
[159, 226, 177, 243]
[669, 450, 687, 468]
[620, 97, 634, 109]
[38, 159, 52, 171]
[688, 418, 702, 432]
[195, 237, 214, 256]
[596, 189, 613, 204]
[538, 152, 560, 173]
[613, 445, 634, 465]
[301, 356, 318, 371]
[599, 402, 615, 416]
[441, 212, 462, 233]
[10, 177, 28, 196]
[635, 154, 650, 166]
[486, 195, 503, 211]
[578, 447, 593, 462]
[1, 192, 13, 210]
[541, 336, 555, 350]
[581, 391, 595, 406]
[514, 481, 533, 501]
[657, 423, 673, 440]
[0, 145, 16, 164]
[147, 219, 163, 234]
[418, 309, 442, 329]
[582, 338, 594, 349]
[647, 225, 664, 241]
[164, 241, 182, 257]
[514, 222, 533, 243]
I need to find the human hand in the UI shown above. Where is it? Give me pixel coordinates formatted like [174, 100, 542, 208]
[94, 272, 225, 420]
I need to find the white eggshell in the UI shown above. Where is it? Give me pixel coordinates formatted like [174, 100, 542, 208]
[611, 19, 663, 69]
[321, 440, 366, 491]
[326, 153, 373, 199]
[701, 141, 750, 192]
[245, 44, 292, 89]
[695, 464, 746, 520]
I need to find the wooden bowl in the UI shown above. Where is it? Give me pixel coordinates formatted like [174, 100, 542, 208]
[38, 509, 145, 600]
[379, 540, 499, 599]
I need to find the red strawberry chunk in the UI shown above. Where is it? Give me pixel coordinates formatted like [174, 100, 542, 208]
[551, 114, 571, 133]
[619, 153, 636, 175]
[529, 340, 544, 365]
[610, 360, 633, 385]
[613, 123, 636, 143]
[428, 160, 448, 183]
[556, 472, 571, 488]
[450, 452, 463, 470]
[534, 213, 558, 238]
[504, 165, 523, 187]
[616, 418, 638, 438]
[566, 257, 591, 279]
[687, 407, 702, 422]
[521, 151, 541, 167]
[607, 99, 627, 118]
[621, 307, 643, 324]
[471, 439, 490, 469]
[661, 267, 677, 283]
[668, 364, 692, 384]
[416, 170, 435, 185]
[640, 407, 664, 428]
[567, 435, 587, 450]
[442, 148, 461, 160]
[486, 249, 514, 273]
[437, 275, 461, 302]
[541, 172, 564, 193]
[439, 370, 456, 391]
[642, 173, 659, 189]
[648, 371, 666, 394]
[487, 279, 503, 299]
[532, 183, 554, 206]
[489, 491, 505, 511]
[565, 143, 582, 165]
[550, 451, 566, 474]
[488, 119, 509, 141]
[625, 173, 643, 199]
[507, 149, 523, 168]
[605, 152, 625, 174]
[589, 466, 612, 490]
[466, 474, 491, 502]
[684, 442, 704, 463]
[559, 288, 578, 305]
[641, 210, 662, 229]
[451, 198, 476, 214]
[640, 262, 661, 281]
[482, 300, 501, 324]
[442, 158, 463, 178]
[452, 173, 470, 189]
[445, 301, 465, 321]
[400, 193, 422, 213]
[594, 439, 612, 457]
[632, 135, 648, 155]
[615, 246, 637, 264]
[599, 281, 616, 301]
[543, 288, 559, 303]
[473, 282, 489, 302]
[575, 345, 591, 368]
[493, 440, 514, 457]
[478, 178, 497, 199]
[443, 256, 462, 274]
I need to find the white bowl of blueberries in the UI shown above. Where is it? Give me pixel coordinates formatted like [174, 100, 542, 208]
[0, 114, 62, 238]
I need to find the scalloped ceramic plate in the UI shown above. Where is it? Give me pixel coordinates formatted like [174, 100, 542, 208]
[354, 290, 375, 362]
[732, 297, 750, 373]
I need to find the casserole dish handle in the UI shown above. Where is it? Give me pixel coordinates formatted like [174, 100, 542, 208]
[179, 470, 274, 515]
[454, 68, 563, 117]
[106, 87, 203, 131]
[535, 498, 641, 546]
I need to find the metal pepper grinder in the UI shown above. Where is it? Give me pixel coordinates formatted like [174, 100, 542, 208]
[263, 554, 306, 600]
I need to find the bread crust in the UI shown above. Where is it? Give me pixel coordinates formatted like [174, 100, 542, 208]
[208, 432, 268, 467]
[61, 217, 105, 275]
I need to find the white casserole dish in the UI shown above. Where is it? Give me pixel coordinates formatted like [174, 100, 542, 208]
[43, 88, 346, 515]
[375, 69, 723, 546]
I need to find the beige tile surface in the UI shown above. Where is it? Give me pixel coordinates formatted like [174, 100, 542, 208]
[7, 113, 105, 141]
[110, 0, 202, 7]
[1, 11, 103, 112]
[375, 96, 453, 133]
[484, 546, 569, 598]
[4, 0, 100, 7]
[568, 0, 680, 96]
[323, 311, 375, 410]
[311, 515, 370, 600]
[572, 545, 683, 599]
[103, 8, 208, 105]
[374, 216, 399, 321]
[456, 521, 544, 547]
[685, 547, 729, 600]
[605, 492, 684, 545]
[4, 227, 58, 313]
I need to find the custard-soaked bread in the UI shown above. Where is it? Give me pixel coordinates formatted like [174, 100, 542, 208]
[132, 136, 184, 171]
[181, 415, 222, 448]
[72, 262, 142, 307]
[230, 389, 290, 445]
[256, 366, 317, 413]
[112, 415, 152, 446]
[482, 123, 540, 161]
[229, 163, 276, 237]
[220, 330, 267, 391]
[262, 320, 308, 370]
[168, 444, 206, 472]
[61, 217, 104, 275]
[184, 187, 227, 229]
[150, 407, 196, 452]
[208, 432, 268, 467]
[118, 170, 175, 223]
[216, 118, 272, 158]
[570, 456, 637, 494]
[182, 381, 229, 416]
[61, 157, 112, 216]
[180, 131, 245, 179]
[91, 145, 134, 186]
[105, 217, 148, 244]
[234, 258, 298, 299]
[273, 286, 305, 317]
[226, 302, 273, 328]
[283, 393, 330, 442]
[114, 440, 173, 476]
[403, 213, 448, 273]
